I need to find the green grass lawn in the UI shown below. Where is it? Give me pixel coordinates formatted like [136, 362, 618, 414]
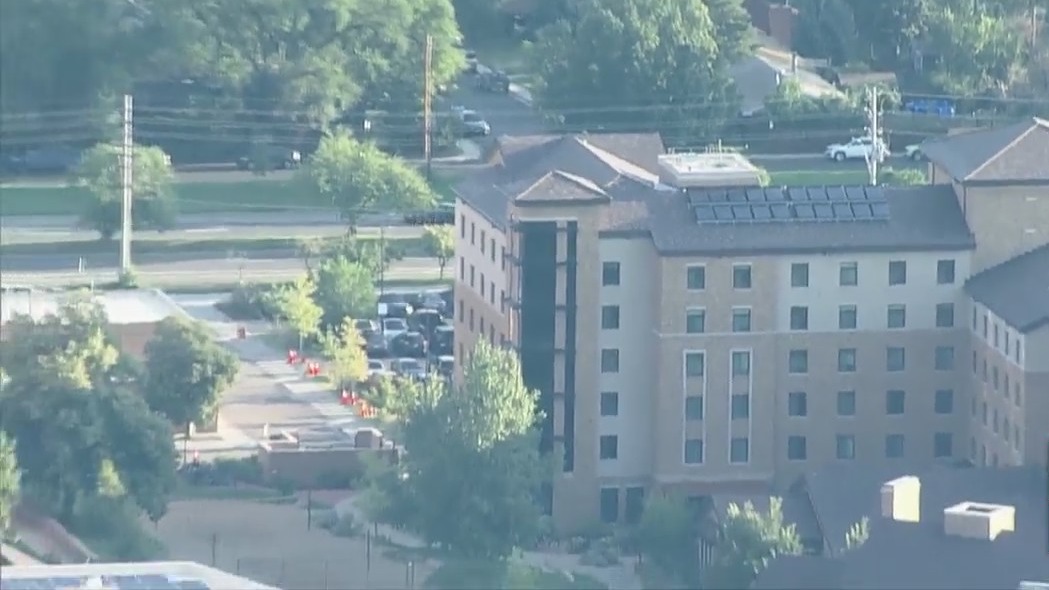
[424, 560, 607, 590]
[769, 169, 874, 186]
[0, 235, 427, 257]
[0, 170, 461, 216]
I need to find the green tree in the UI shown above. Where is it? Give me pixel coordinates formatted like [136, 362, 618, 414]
[364, 341, 545, 559]
[143, 317, 239, 434]
[314, 256, 378, 327]
[635, 494, 700, 586]
[531, 0, 742, 145]
[274, 276, 324, 350]
[702, 498, 803, 590]
[0, 433, 20, 535]
[320, 317, 370, 388]
[923, 4, 1028, 97]
[303, 132, 437, 230]
[422, 225, 455, 279]
[76, 143, 177, 239]
[0, 297, 120, 388]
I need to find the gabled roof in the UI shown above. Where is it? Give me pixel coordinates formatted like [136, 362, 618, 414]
[965, 243, 1049, 333]
[514, 170, 610, 206]
[921, 117, 1049, 182]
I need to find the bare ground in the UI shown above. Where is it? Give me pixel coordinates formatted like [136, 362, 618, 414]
[152, 498, 435, 590]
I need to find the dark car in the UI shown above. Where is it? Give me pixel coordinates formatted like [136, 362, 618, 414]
[417, 291, 447, 315]
[383, 301, 413, 319]
[434, 355, 454, 379]
[365, 332, 389, 358]
[477, 70, 510, 93]
[391, 358, 427, 381]
[438, 289, 453, 314]
[430, 324, 454, 357]
[355, 319, 379, 340]
[236, 144, 302, 171]
[409, 309, 443, 338]
[391, 331, 427, 358]
[404, 202, 455, 225]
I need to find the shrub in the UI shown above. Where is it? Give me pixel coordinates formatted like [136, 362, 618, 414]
[68, 496, 165, 561]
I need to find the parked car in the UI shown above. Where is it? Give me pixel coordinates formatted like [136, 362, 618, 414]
[391, 331, 427, 358]
[438, 289, 453, 314]
[236, 144, 301, 171]
[403, 202, 455, 225]
[409, 309, 443, 338]
[430, 324, 454, 357]
[825, 137, 888, 162]
[417, 290, 448, 315]
[434, 355, 454, 379]
[903, 98, 955, 118]
[382, 317, 409, 341]
[355, 319, 379, 340]
[452, 108, 491, 137]
[904, 144, 924, 161]
[391, 358, 427, 381]
[476, 70, 510, 93]
[365, 332, 389, 358]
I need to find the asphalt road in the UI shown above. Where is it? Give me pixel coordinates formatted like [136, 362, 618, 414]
[0, 213, 424, 245]
[0, 255, 440, 287]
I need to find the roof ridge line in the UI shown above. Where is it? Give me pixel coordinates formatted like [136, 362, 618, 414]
[964, 119, 1041, 181]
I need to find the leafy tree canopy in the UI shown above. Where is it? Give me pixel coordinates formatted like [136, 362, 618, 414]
[364, 341, 546, 559]
[531, 0, 748, 144]
[314, 256, 379, 326]
[75, 143, 177, 239]
[702, 497, 802, 590]
[0, 433, 20, 534]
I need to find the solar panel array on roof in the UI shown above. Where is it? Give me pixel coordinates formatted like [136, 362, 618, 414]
[689, 185, 890, 224]
[0, 576, 210, 590]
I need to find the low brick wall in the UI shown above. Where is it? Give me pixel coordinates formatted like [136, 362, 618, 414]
[258, 444, 399, 488]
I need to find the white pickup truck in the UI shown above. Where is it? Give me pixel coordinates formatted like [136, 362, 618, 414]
[825, 137, 889, 162]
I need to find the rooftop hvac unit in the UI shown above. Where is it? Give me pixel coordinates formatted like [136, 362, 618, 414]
[1018, 583, 1049, 590]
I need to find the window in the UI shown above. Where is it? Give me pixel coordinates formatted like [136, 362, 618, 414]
[837, 348, 857, 373]
[787, 436, 807, 460]
[460, 214, 466, 237]
[470, 265, 475, 287]
[684, 439, 704, 464]
[789, 349, 808, 374]
[937, 259, 956, 284]
[501, 246, 506, 271]
[685, 396, 704, 420]
[732, 308, 752, 332]
[469, 308, 474, 330]
[730, 437, 750, 463]
[888, 260, 907, 285]
[459, 257, 465, 280]
[993, 324, 1000, 348]
[836, 435, 856, 459]
[480, 275, 486, 298]
[886, 390, 906, 415]
[935, 303, 955, 328]
[837, 391, 856, 416]
[934, 433, 953, 458]
[788, 391, 808, 417]
[887, 347, 906, 371]
[458, 299, 465, 321]
[602, 262, 621, 286]
[790, 306, 809, 330]
[480, 317, 486, 334]
[599, 435, 618, 460]
[731, 394, 750, 419]
[887, 304, 907, 329]
[686, 265, 706, 290]
[731, 351, 751, 376]
[885, 434, 905, 458]
[470, 222, 476, 244]
[490, 282, 496, 305]
[685, 352, 705, 377]
[982, 314, 988, 338]
[601, 349, 620, 373]
[839, 262, 858, 286]
[934, 389, 954, 414]
[625, 487, 645, 524]
[600, 392, 619, 416]
[480, 230, 486, 253]
[838, 305, 857, 330]
[935, 346, 955, 371]
[599, 488, 619, 523]
[601, 305, 620, 330]
[733, 264, 752, 289]
[490, 238, 496, 262]
[686, 309, 706, 334]
[972, 307, 979, 331]
[790, 263, 809, 287]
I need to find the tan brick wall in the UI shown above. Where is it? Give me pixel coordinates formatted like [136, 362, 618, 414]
[958, 184, 1049, 272]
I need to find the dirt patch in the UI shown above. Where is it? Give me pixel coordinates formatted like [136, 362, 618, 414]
[153, 499, 434, 590]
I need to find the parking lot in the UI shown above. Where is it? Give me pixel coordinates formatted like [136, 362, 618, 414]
[362, 288, 455, 383]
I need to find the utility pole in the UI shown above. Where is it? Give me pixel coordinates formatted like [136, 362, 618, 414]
[120, 94, 134, 273]
[422, 34, 434, 180]
[865, 86, 880, 187]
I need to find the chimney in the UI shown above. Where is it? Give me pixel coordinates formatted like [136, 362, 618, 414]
[880, 476, 921, 523]
[943, 501, 1015, 541]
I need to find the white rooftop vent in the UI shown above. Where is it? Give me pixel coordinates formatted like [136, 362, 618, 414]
[1018, 582, 1049, 590]
[656, 152, 763, 188]
[943, 501, 1015, 541]
[880, 475, 921, 523]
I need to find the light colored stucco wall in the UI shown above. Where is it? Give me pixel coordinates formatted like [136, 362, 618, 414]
[957, 184, 1049, 272]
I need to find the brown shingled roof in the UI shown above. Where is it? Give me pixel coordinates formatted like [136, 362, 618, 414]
[921, 117, 1049, 183]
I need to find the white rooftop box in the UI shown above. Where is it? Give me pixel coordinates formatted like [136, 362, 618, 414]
[657, 152, 764, 188]
[943, 501, 1015, 541]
